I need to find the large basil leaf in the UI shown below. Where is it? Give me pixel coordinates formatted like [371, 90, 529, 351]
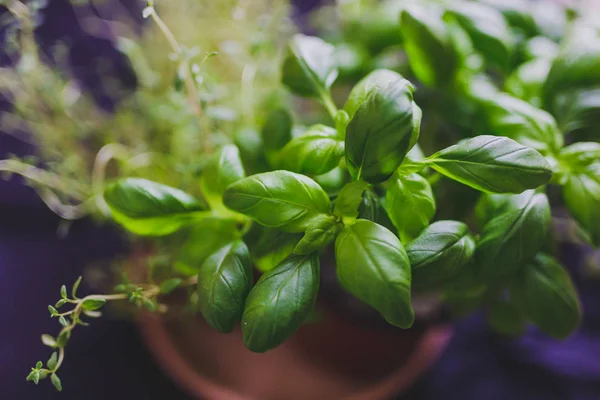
[444, 2, 514, 71]
[333, 180, 369, 224]
[234, 128, 270, 175]
[487, 296, 526, 336]
[551, 87, 600, 138]
[335, 220, 413, 328]
[245, 225, 302, 273]
[200, 145, 245, 211]
[511, 253, 582, 339]
[261, 109, 293, 166]
[223, 171, 331, 232]
[563, 163, 600, 246]
[476, 190, 551, 280]
[314, 167, 346, 195]
[407, 221, 476, 290]
[242, 254, 320, 352]
[344, 69, 404, 118]
[482, 94, 563, 155]
[426, 135, 553, 193]
[176, 217, 240, 275]
[294, 215, 343, 255]
[560, 142, 600, 169]
[385, 172, 435, 244]
[197, 241, 253, 333]
[278, 125, 343, 175]
[281, 34, 338, 98]
[104, 178, 206, 236]
[399, 5, 457, 87]
[504, 58, 552, 108]
[345, 78, 419, 184]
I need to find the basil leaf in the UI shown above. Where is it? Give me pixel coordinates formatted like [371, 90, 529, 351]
[198, 241, 253, 333]
[563, 163, 600, 246]
[344, 69, 404, 118]
[104, 178, 206, 236]
[426, 135, 553, 193]
[294, 215, 343, 255]
[200, 145, 245, 211]
[551, 87, 600, 138]
[278, 125, 343, 175]
[223, 171, 331, 232]
[445, 2, 514, 72]
[504, 58, 551, 108]
[476, 190, 551, 280]
[510, 253, 582, 339]
[522, 36, 559, 62]
[560, 142, 600, 169]
[242, 254, 320, 352]
[247, 226, 302, 273]
[482, 94, 563, 155]
[479, 0, 537, 37]
[400, 5, 458, 87]
[281, 34, 338, 98]
[487, 296, 526, 337]
[474, 193, 513, 228]
[333, 180, 369, 225]
[345, 78, 419, 184]
[261, 109, 293, 166]
[234, 128, 270, 175]
[335, 220, 414, 328]
[407, 221, 476, 290]
[314, 167, 346, 195]
[385, 172, 436, 244]
[176, 218, 240, 275]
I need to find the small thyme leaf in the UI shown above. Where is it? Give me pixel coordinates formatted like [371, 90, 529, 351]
[51, 374, 62, 392]
[72, 276, 82, 298]
[47, 352, 58, 370]
[58, 316, 68, 327]
[60, 285, 67, 299]
[41, 334, 57, 348]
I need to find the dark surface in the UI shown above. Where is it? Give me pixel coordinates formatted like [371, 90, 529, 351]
[2, 1, 600, 399]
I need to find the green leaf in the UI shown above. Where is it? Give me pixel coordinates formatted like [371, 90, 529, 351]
[385, 172, 436, 243]
[198, 241, 253, 333]
[47, 352, 58, 370]
[58, 316, 68, 327]
[335, 220, 414, 328]
[48, 305, 58, 317]
[482, 94, 563, 155]
[487, 297, 526, 336]
[407, 221, 476, 290]
[505, 58, 551, 108]
[563, 163, 600, 246]
[510, 253, 581, 339]
[247, 227, 302, 273]
[426, 135, 553, 193]
[200, 145, 246, 211]
[56, 331, 70, 348]
[104, 178, 206, 236]
[445, 2, 514, 72]
[29, 370, 40, 385]
[72, 276, 82, 298]
[81, 298, 106, 311]
[476, 190, 551, 280]
[51, 373, 63, 392]
[234, 127, 270, 175]
[223, 171, 331, 233]
[345, 77, 419, 184]
[242, 254, 320, 352]
[60, 285, 67, 299]
[261, 109, 293, 166]
[314, 167, 346, 194]
[35, 361, 43, 369]
[159, 278, 183, 295]
[560, 142, 600, 169]
[176, 217, 240, 275]
[55, 299, 67, 308]
[399, 5, 458, 87]
[281, 34, 338, 98]
[344, 69, 404, 118]
[294, 215, 343, 255]
[333, 180, 369, 225]
[41, 334, 57, 348]
[278, 125, 343, 175]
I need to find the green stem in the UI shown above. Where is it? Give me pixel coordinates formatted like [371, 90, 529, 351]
[320, 91, 339, 121]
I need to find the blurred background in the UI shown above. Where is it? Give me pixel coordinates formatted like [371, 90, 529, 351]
[1, 0, 600, 399]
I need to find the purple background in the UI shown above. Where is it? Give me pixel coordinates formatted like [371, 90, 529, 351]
[1, 1, 600, 399]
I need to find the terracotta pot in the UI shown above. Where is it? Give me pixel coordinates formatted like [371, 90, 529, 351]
[138, 308, 452, 400]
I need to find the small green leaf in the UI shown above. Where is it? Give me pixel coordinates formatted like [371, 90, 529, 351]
[159, 278, 183, 295]
[385, 172, 436, 243]
[426, 135, 553, 193]
[30, 370, 40, 385]
[344, 69, 404, 118]
[104, 178, 207, 236]
[294, 215, 343, 255]
[82, 299, 106, 311]
[35, 361, 43, 369]
[510, 253, 581, 339]
[261, 109, 293, 165]
[487, 297, 526, 336]
[278, 125, 343, 175]
[55, 299, 67, 308]
[281, 34, 338, 98]
[223, 171, 331, 233]
[48, 306, 58, 317]
[26, 370, 36, 382]
[60, 285, 67, 299]
[247, 226, 302, 273]
[242, 254, 320, 352]
[234, 127, 270, 175]
[58, 316, 68, 327]
[335, 220, 413, 328]
[198, 241, 253, 333]
[38, 370, 49, 379]
[72, 276, 82, 298]
[407, 221, 476, 290]
[47, 352, 58, 370]
[563, 163, 600, 246]
[200, 144, 246, 212]
[345, 77, 419, 184]
[505, 58, 551, 108]
[333, 180, 369, 225]
[51, 373, 63, 392]
[476, 190, 551, 280]
[560, 143, 600, 169]
[56, 331, 70, 348]
[41, 334, 57, 348]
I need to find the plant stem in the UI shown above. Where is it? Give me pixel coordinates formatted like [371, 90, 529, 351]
[320, 91, 339, 121]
